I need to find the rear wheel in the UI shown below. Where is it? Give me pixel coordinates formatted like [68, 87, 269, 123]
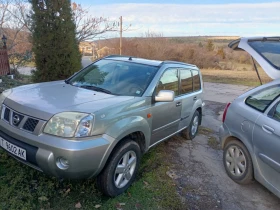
[182, 110, 200, 140]
[96, 139, 141, 197]
[223, 140, 254, 184]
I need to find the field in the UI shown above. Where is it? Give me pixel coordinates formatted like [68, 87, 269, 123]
[201, 68, 272, 86]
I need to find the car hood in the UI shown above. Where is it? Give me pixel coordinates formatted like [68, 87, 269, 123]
[229, 37, 280, 80]
[4, 81, 134, 120]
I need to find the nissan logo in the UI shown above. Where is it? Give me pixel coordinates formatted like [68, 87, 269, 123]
[13, 115, 20, 125]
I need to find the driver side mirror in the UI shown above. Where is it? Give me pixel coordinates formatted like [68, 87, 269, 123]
[155, 90, 175, 102]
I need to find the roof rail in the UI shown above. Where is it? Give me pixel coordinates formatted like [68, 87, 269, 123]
[104, 55, 132, 59]
[162, 60, 197, 67]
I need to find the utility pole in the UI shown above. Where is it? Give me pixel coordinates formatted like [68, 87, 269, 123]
[119, 16, 122, 55]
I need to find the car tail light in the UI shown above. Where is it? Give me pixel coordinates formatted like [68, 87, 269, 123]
[222, 103, 231, 123]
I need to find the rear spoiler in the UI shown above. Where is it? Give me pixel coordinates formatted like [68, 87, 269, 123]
[228, 39, 242, 51]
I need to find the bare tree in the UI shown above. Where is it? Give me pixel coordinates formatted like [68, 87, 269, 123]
[0, 0, 32, 74]
[72, 2, 119, 43]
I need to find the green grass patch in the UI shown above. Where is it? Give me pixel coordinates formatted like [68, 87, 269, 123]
[207, 136, 220, 150]
[0, 143, 182, 210]
[198, 126, 214, 136]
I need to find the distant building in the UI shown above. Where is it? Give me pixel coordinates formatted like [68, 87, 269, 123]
[97, 46, 115, 58]
[79, 42, 97, 56]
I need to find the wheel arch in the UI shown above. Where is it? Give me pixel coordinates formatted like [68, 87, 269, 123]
[196, 107, 202, 125]
[92, 129, 147, 178]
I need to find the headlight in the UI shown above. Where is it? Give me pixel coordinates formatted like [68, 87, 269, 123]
[43, 112, 94, 138]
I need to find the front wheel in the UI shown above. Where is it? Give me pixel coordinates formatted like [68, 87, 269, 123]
[182, 110, 200, 140]
[96, 139, 141, 197]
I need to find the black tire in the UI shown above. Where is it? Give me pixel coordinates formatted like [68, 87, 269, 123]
[96, 139, 141, 197]
[223, 140, 254, 184]
[182, 110, 200, 140]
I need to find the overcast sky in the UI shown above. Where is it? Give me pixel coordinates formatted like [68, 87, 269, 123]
[74, 0, 280, 38]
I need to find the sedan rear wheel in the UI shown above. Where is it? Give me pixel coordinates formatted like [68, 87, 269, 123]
[223, 140, 254, 184]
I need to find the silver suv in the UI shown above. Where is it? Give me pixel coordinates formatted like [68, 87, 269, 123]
[0, 56, 203, 196]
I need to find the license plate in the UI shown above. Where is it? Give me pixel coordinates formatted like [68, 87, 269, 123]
[0, 137, 26, 160]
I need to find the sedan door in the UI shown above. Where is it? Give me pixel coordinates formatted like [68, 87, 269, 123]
[150, 68, 182, 146]
[253, 99, 280, 192]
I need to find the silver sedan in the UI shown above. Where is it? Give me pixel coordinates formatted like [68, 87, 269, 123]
[220, 37, 280, 199]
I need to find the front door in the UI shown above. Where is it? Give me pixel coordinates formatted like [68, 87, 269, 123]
[150, 68, 182, 146]
[253, 100, 280, 192]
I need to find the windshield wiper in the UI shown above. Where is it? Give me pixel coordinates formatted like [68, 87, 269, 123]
[79, 85, 114, 95]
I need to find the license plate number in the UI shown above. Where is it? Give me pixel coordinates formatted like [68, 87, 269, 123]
[0, 137, 26, 160]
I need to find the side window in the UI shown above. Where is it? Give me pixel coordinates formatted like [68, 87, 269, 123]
[180, 69, 193, 94]
[272, 103, 280, 121]
[192, 70, 201, 91]
[246, 85, 280, 112]
[156, 68, 179, 96]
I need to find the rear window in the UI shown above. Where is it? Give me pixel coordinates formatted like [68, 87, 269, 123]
[180, 69, 193, 94]
[192, 70, 201, 91]
[245, 85, 280, 112]
[249, 41, 280, 70]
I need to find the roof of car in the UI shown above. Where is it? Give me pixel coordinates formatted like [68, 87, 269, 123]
[229, 36, 280, 50]
[104, 55, 197, 68]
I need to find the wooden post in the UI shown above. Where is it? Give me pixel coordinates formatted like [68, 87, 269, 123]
[120, 16, 122, 55]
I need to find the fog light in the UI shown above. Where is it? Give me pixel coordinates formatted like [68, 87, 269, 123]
[56, 157, 69, 170]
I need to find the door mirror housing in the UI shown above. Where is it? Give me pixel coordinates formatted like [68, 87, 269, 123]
[155, 90, 175, 102]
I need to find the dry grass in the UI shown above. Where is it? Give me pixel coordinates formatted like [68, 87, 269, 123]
[207, 36, 240, 40]
[201, 69, 272, 86]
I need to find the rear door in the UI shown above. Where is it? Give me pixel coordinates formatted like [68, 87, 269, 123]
[229, 37, 280, 79]
[250, 85, 280, 191]
[178, 68, 202, 130]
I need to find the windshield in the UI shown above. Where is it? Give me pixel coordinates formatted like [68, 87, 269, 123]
[68, 59, 158, 96]
[249, 40, 280, 70]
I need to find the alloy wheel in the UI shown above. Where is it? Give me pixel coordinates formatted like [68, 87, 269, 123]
[191, 116, 199, 136]
[114, 150, 137, 188]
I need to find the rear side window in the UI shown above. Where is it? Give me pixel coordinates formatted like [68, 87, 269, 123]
[272, 103, 280, 121]
[249, 41, 280, 70]
[192, 70, 201, 91]
[180, 69, 193, 94]
[245, 85, 280, 112]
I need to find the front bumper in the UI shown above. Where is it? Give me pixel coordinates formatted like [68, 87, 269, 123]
[0, 119, 114, 179]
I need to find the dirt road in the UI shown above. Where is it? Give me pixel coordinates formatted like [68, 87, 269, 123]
[166, 82, 280, 210]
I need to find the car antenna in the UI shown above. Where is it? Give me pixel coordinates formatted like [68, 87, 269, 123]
[128, 57, 132, 60]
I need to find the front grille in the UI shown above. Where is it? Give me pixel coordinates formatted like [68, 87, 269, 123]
[4, 108, 10, 122]
[23, 118, 39, 132]
[1, 105, 45, 135]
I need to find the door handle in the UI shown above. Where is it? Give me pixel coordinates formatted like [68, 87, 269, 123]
[193, 96, 197, 101]
[176, 102, 181, 107]
[262, 125, 275, 134]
